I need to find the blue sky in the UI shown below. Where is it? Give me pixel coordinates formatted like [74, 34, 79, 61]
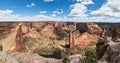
[0, 0, 120, 22]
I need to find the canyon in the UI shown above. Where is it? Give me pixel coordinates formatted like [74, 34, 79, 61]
[0, 22, 119, 63]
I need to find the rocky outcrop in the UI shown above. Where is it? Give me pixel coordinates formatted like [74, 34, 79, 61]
[111, 27, 120, 42]
[98, 23, 120, 37]
[9, 24, 25, 52]
[0, 51, 62, 63]
[76, 23, 102, 36]
[87, 23, 102, 36]
[96, 25, 120, 63]
[0, 23, 17, 39]
[69, 23, 103, 50]
[0, 51, 84, 63]
[76, 23, 88, 33]
[76, 33, 99, 49]
[40, 24, 59, 44]
[68, 54, 83, 63]
[21, 23, 31, 34]
[97, 42, 120, 63]
[53, 22, 69, 36]
[97, 37, 120, 63]
[69, 30, 75, 50]
[96, 37, 109, 60]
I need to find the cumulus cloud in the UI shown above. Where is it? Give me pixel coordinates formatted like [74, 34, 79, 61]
[26, 3, 35, 8]
[0, 9, 69, 21]
[1, 0, 120, 23]
[39, 11, 46, 14]
[68, 0, 120, 22]
[69, 3, 87, 17]
[91, 0, 120, 18]
[51, 13, 56, 17]
[69, 0, 94, 17]
[43, 0, 54, 2]
[0, 9, 116, 22]
[51, 10, 63, 17]
[0, 10, 21, 21]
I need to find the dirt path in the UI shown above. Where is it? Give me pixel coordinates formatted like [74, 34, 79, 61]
[0, 32, 17, 51]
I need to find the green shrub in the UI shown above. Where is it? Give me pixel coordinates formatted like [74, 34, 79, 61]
[82, 48, 97, 63]
[63, 57, 68, 63]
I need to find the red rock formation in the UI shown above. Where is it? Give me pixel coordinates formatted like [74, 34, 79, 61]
[76, 33, 99, 49]
[53, 22, 69, 36]
[21, 23, 30, 34]
[87, 23, 102, 36]
[0, 23, 18, 39]
[69, 30, 73, 49]
[9, 24, 25, 52]
[76, 23, 88, 33]
[40, 24, 58, 44]
[73, 23, 102, 49]
[69, 29, 78, 54]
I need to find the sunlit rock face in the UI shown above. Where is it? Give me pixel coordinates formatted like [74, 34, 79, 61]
[70, 23, 103, 50]
[87, 23, 102, 36]
[21, 23, 30, 34]
[75, 33, 99, 49]
[76, 23, 102, 36]
[9, 23, 40, 52]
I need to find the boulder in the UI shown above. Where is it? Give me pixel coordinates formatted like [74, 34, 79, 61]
[68, 54, 83, 63]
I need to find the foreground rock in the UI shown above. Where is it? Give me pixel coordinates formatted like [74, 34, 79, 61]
[97, 42, 120, 63]
[68, 54, 83, 63]
[97, 38, 120, 63]
[0, 51, 62, 63]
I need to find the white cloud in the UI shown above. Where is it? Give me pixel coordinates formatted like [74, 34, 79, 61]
[51, 10, 63, 17]
[1, 0, 119, 22]
[69, 3, 87, 17]
[76, 0, 94, 5]
[0, 10, 13, 14]
[39, 11, 46, 14]
[0, 10, 21, 21]
[0, 10, 69, 21]
[51, 13, 56, 17]
[53, 11, 63, 14]
[26, 3, 35, 8]
[69, 0, 94, 17]
[31, 3, 35, 6]
[68, 0, 120, 22]
[44, 0, 54, 2]
[91, 0, 120, 18]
